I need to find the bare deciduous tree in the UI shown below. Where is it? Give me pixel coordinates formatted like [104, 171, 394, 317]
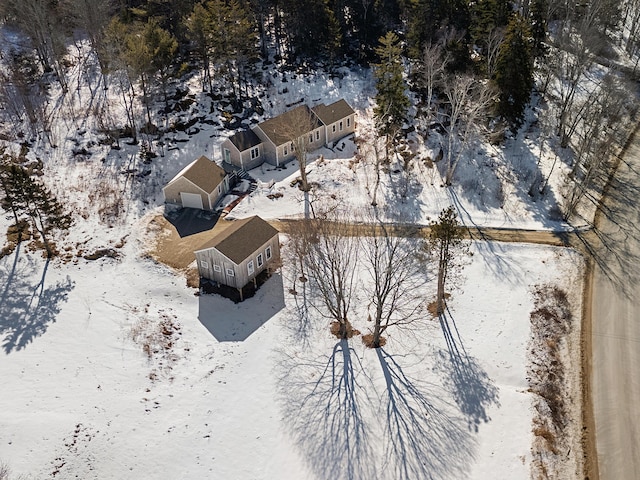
[356, 112, 387, 206]
[291, 205, 359, 339]
[361, 220, 426, 348]
[280, 105, 320, 193]
[419, 41, 449, 116]
[562, 74, 633, 219]
[442, 75, 496, 185]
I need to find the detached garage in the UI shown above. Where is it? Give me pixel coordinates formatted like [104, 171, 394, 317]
[162, 156, 230, 211]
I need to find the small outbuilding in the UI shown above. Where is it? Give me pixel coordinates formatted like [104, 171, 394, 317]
[162, 155, 230, 211]
[194, 216, 280, 300]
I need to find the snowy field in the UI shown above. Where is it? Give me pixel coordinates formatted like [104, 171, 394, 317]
[0, 208, 583, 478]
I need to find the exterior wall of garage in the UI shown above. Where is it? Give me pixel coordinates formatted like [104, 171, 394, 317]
[163, 177, 207, 209]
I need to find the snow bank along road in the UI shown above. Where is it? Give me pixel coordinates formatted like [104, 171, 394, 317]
[586, 127, 640, 480]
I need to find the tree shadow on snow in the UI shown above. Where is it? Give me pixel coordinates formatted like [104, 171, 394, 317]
[435, 309, 500, 433]
[277, 339, 378, 480]
[198, 273, 285, 341]
[376, 348, 474, 480]
[572, 157, 640, 298]
[279, 340, 379, 479]
[441, 135, 565, 229]
[0, 247, 75, 353]
[381, 168, 425, 224]
[278, 334, 476, 480]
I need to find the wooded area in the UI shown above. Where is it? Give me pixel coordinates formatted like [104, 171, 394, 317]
[0, 0, 638, 221]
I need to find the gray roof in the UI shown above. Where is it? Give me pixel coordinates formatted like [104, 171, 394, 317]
[257, 104, 321, 147]
[312, 99, 355, 126]
[197, 216, 278, 264]
[229, 129, 262, 152]
[171, 155, 226, 194]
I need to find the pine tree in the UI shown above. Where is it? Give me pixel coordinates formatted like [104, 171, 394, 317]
[281, 0, 341, 62]
[469, 0, 511, 53]
[529, 0, 549, 58]
[0, 161, 72, 257]
[405, 0, 470, 59]
[494, 14, 534, 131]
[373, 31, 409, 140]
[186, 1, 257, 95]
[426, 206, 469, 316]
[186, 3, 214, 92]
[144, 19, 178, 110]
[0, 153, 29, 228]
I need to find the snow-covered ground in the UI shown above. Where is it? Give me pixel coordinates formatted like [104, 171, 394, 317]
[0, 212, 583, 478]
[0, 32, 589, 478]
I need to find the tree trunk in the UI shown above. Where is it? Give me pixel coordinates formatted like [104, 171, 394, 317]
[437, 257, 446, 315]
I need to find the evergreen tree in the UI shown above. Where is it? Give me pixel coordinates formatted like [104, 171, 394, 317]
[373, 32, 409, 139]
[426, 206, 469, 316]
[406, 0, 470, 59]
[143, 19, 178, 111]
[494, 14, 534, 131]
[0, 162, 73, 257]
[0, 152, 29, 228]
[469, 0, 511, 53]
[529, 0, 549, 58]
[281, 0, 341, 62]
[186, 3, 215, 92]
[186, 1, 257, 94]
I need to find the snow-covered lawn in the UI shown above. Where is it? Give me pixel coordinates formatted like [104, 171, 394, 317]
[0, 213, 583, 478]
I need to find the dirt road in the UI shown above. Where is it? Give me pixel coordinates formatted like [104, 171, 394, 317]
[588, 131, 640, 479]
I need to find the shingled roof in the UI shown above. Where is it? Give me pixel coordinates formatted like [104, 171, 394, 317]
[196, 216, 278, 264]
[169, 156, 226, 194]
[257, 104, 321, 146]
[312, 99, 355, 126]
[229, 129, 262, 152]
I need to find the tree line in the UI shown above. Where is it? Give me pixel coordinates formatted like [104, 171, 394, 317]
[0, 0, 637, 221]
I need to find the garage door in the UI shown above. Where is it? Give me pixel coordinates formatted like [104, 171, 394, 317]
[180, 192, 204, 210]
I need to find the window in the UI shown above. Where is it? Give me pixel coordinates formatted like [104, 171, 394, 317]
[265, 246, 272, 260]
[284, 145, 288, 156]
[200, 260, 209, 269]
[316, 130, 320, 141]
[248, 260, 254, 275]
[218, 185, 221, 194]
[339, 121, 343, 131]
[257, 253, 264, 267]
[223, 148, 231, 163]
[332, 124, 336, 133]
[309, 134, 313, 143]
[226, 267, 235, 277]
[213, 264, 221, 272]
[347, 117, 351, 128]
[251, 146, 259, 159]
